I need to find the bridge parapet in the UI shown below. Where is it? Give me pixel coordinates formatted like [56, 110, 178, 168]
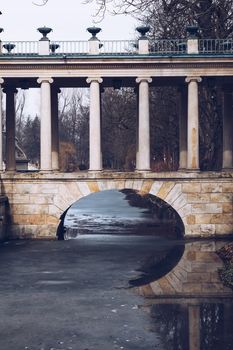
[0, 38, 233, 57]
[1, 172, 232, 239]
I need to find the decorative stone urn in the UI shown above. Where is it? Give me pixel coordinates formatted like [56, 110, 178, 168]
[3, 43, 15, 53]
[87, 27, 101, 40]
[186, 25, 199, 38]
[136, 26, 150, 38]
[50, 43, 60, 53]
[37, 26, 52, 41]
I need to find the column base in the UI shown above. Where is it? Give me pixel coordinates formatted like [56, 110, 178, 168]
[88, 169, 103, 172]
[178, 167, 187, 172]
[135, 169, 151, 173]
[39, 169, 53, 173]
[5, 169, 16, 173]
[186, 168, 200, 172]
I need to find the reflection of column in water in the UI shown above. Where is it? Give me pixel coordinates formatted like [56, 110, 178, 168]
[188, 304, 200, 350]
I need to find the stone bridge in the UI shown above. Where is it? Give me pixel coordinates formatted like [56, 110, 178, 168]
[1, 171, 232, 239]
[0, 29, 233, 239]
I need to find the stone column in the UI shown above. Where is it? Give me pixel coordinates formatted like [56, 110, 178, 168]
[135, 87, 139, 167]
[100, 87, 105, 168]
[188, 304, 200, 350]
[51, 87, 60, 171]
[222, 90, 233, 170]
[4, 86, 17, 172]
[185, 77, 202, 170]
[86, 77, 103, 171]
[37, 77, 53, 171]
[0, 78, 4, 171]
[178, 86, 188, 170]
[136, 77, 152, 171]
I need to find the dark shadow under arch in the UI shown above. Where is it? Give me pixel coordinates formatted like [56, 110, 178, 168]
[57, 188, 185, 240]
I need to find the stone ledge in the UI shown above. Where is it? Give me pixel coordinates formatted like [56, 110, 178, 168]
[0, 170, 232, 181]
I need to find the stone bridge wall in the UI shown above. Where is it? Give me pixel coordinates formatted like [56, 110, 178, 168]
[1, 172, 232, 239]
[0, 196, 8, 241]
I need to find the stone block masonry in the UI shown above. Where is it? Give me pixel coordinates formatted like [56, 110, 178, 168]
[1, 171, 232, 239]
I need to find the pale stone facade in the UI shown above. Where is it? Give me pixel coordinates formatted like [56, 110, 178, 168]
[1, 172, 232, 239]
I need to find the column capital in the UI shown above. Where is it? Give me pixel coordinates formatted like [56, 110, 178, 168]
[37, 77, 54, 84]
[0, 78, 4, 85]
[86, 77, 103, 84]
[185, 76, 202, 84]
[136, 77, 152, 84]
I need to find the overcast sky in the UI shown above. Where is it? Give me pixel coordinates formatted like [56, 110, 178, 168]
[0, 0, 136, 41]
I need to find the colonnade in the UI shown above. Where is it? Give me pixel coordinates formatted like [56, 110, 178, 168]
[0, 76, 232, 172]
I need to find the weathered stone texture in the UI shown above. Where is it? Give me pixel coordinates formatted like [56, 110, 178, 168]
[182, 183, 201, 193]
[87, 181, 100, 193]
[223, 203, 233, 213]
[157, 182, 175, 199]
[187, 193, 210, 203]
[140, 180, 153, 194]
[192, 203, 222, 214]
[1, 174, 232, 239]
[149, 181, 163, 195]
[201, 183, 222, 193]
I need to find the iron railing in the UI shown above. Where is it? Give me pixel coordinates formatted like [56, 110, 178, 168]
[149, 39, 187, 55]
[1, 41, 38, 55]
[0, 39, 233, 56]
[199, 39, 233, 54]
[50, 41, 89, 55]
[99, 40, 137, 55]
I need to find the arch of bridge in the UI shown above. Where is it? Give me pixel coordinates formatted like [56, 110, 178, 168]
[3, 173, 232, 239]
[55, 179, 188, 228]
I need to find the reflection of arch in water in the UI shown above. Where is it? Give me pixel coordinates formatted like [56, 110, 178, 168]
[137, 241, 233, 297]
[57, 189, 185, 240]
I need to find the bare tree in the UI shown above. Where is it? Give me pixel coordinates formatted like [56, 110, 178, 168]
[101, 87, 136, 170]
[141, 0, 233, 39]
[58, 88, 89, 170]
[15, 90, 26, 144]
[33, 0, 233, 37]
